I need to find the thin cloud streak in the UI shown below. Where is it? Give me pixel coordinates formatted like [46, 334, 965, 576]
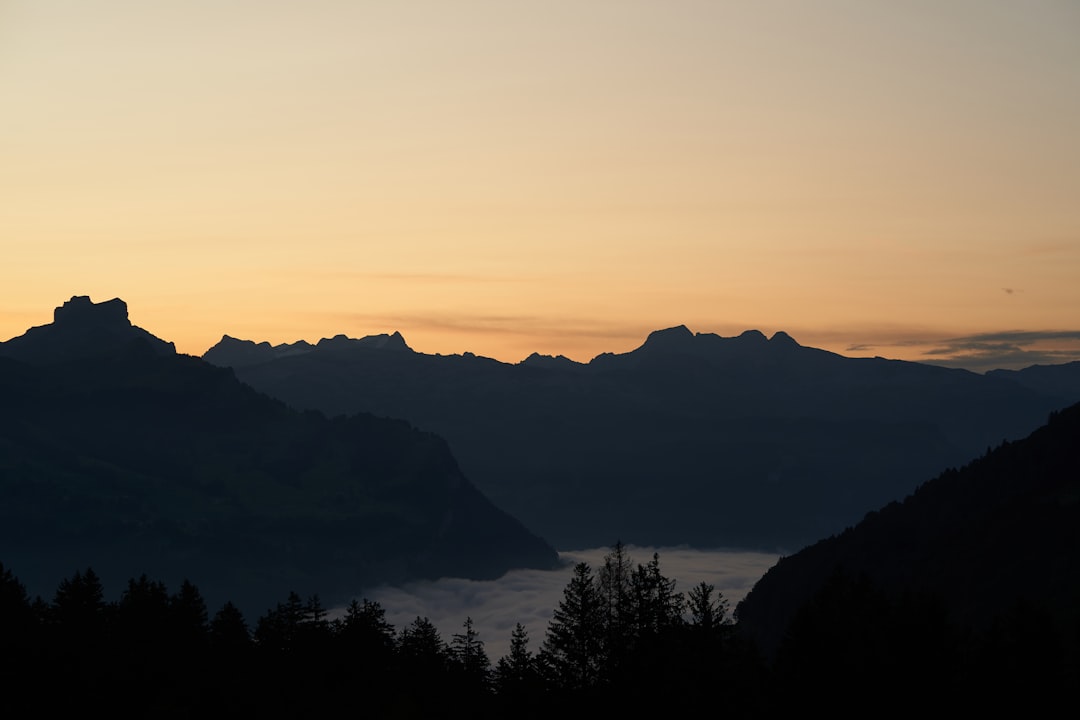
[324, 311, 654, 355]
[336, 546, 781, 662]
[845, 330, 1080, 373]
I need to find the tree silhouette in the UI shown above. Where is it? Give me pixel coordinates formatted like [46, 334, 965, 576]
[630, 551, 684, 637]
[495, 622, 542, 701]
[169, 578, 209, 651]
[598, 541, 635, 673]
[50, 567, 108, 649]
[687, 581, 729, 632]
[398, 615, 449, 674]
[450, 616, 492, 696]
[540, 561, 603, 691]
[253, 590, 305, 652]
[209, 601, 251, 652]
[335, 597, 396, 658]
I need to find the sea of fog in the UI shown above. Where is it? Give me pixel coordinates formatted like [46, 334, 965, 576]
[333, 546, 782, 662]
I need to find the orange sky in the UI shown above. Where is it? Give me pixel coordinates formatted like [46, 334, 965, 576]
[2, 1, 1079, 371]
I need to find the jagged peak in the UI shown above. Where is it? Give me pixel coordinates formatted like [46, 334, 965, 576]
[53, 295, 129, 327]
[0, 295, 175, 363]
[315, 331, 412, 352]
[521, 351, 579, 369]
[769, 331, 800, 347]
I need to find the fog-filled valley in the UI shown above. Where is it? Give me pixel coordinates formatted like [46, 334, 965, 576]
[356, 545, 781, 661]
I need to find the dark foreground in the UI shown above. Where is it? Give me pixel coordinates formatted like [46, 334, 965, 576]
[2, 545, 1075, 719]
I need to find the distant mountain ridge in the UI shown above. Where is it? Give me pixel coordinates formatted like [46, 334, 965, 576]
[204, 330, 412, 368]
[203, 323, 1077, 551]
[0, 297, 558, 615]
[987, 361, 1080, 401]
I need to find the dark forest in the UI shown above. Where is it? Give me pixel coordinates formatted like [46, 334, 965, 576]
[2, 541, 1074, 719]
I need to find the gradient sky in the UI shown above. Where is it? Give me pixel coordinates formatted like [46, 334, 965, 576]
[3, 1, 1078, 371]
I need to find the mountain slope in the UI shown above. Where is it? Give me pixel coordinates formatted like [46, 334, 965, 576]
[0, 297, 558, 615]
[734, 400, 1080, 658]
[203, 325, 1070, 551]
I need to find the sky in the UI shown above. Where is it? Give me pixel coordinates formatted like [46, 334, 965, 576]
[2, 1, 1079, 371]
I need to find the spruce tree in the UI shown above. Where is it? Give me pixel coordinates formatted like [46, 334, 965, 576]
[540, 562, 603, 691]
[495, 623, 539, 696]
[450, 616, 492, 693]
[598, 541, 635, 669]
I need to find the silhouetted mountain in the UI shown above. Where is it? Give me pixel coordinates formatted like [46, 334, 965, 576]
[734, 400, 1080, 659]
[203, 331, 410, 369]
[203, 325, 1073, 551]
[0, 295, 175, 363]
[0, 297, 558, 617]
[987, 361, 1080, 405]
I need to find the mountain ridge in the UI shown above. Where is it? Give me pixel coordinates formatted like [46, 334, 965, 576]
[202, 322, 1077, 551]
[0, 296, 559, 616]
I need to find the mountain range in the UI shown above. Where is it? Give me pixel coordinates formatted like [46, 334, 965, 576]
[203, 324, 1078, 551]
[0, 297, 558, 616]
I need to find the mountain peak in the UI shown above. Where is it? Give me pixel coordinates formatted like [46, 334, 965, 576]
[521, 351, 581, 370]
[769, 331, 800, 347]
[315, 331, 413, 353]
[640, 325, 696, 352]
[0, 295, 174, 364]
[53, 295, 130, 327]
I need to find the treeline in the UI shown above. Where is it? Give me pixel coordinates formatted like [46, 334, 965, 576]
[1, 545, 1075, 718]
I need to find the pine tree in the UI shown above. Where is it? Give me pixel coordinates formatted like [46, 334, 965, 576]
[495, 623, 539, 696]
[254, 590, 305, 651]
[598, 541, 635, 669]
[540, 561, 603, 691]
[169, 578, 209, 650]
[631, 552, 684, 636]
[397, 615, 449, 675]
[335, 598, 396, 657]
[209, 601, 251, 652]
[687, 581, 729, 633]
[298, 593, 332, 649]
[450, 616, 492, 693]
[50, 567, 109, 649]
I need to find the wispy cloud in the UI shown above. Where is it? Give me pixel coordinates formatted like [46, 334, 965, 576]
[343, 312, 646, 341]
[844, 330, 1080, 373]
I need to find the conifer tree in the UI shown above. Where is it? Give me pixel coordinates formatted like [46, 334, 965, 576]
[687, 581, 729, 632]
[540, 561, 603, 690]
[336, 598, 396, 655]
[631, 552, 684, 636]
[397, 615, 449, 674]
[209, 601, 251, 652]
[598, 541, 635, 667]
[50, 567, 108, 648]
[495, 623, 539, 696]
[169, 578, 209, 649]
[451, 616, 492, 693]
[254, 590, 305, 651]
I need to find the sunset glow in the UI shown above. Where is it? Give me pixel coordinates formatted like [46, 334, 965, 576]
[3, 1, 1078, 370]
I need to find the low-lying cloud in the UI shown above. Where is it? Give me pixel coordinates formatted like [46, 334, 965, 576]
[333, 546, 781, 662]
